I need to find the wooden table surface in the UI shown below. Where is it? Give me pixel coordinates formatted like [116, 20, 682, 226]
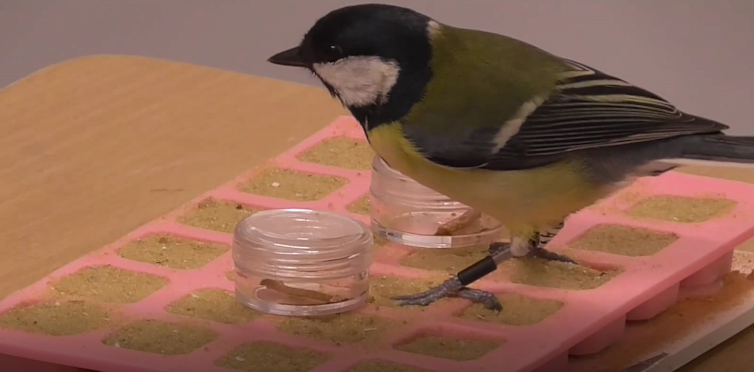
[0, 55, 751, 372]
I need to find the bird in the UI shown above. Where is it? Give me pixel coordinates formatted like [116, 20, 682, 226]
[267, 3, 754, 312]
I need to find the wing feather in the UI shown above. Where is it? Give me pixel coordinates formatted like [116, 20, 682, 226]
[484, 59, 728, 168]
[404, 58, 728, 171]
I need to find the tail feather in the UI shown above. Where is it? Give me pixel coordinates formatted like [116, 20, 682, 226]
[666, 134, 754, 169]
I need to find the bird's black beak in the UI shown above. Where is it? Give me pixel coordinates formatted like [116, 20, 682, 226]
[267, 46, 307, 68]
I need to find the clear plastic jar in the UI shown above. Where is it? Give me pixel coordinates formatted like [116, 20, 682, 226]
[370, 156, 504, 248]
[232, 209, 373, 316]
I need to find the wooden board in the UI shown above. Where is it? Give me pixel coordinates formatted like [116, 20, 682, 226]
[0, 55, 347, 299]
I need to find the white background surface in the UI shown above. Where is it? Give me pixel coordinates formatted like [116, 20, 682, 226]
[2, 0, 753, 133]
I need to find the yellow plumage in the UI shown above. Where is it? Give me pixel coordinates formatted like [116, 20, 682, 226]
[367, 122, 621, 241]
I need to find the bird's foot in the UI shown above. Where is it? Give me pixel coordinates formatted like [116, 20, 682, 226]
[392, 277, 462, 308]
[528, 247, 577, 264]
[454, 288, 503, 312]
[487, 240, 575, 264]
[391, 277, 502, 312]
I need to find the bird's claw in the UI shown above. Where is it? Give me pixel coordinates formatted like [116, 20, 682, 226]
[391, 290, 448, 307]
[529, 247, 577, 264]
[391, 277, 502, 312]
[454, 288, 503, 312]
[391, 279, 458, 307]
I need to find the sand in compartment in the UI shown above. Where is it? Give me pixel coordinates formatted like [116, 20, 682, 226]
[395, 335, 501, 361]
[215, 341, 329, 372]
[625, 195, 736, 223]
[457, 292, 564, 325]
[569, 225, 678, 257]
[346, 361, 434, 372]
[177, 198, 262, 234]
[274, 312, 398, 346]
[0, 299, 113, 336]
[166, 289, 261, 324]
[501, 258, 620, 290]
[238, 167, 347, 201]
[399, 246, 488, 273]
[368, 275, 452, 310]
[347, 195, 371, 215]
[52, 266, 169, 303]
[297, 137, 375, 170]
[118, 234, 228, 269]
[102, 319, 218, 355]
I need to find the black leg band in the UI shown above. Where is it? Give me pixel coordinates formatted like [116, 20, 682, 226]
[457, 256, 497, 286]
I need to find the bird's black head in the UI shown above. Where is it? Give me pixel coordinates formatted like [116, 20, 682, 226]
[268, 4, 437, 127]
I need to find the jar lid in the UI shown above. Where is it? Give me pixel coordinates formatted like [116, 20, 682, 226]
[233, 208, 373, 256]
[232, 209, 373, 278]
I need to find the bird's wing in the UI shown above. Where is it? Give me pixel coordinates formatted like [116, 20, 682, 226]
[407, 58, 729, 171]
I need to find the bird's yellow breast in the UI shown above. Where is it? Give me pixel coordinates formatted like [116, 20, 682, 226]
[366, 122, 615, 233]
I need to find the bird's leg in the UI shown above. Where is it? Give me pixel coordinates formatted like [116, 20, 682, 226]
[434, 209, 483, 236]
[391, 222, 576, 310]
[391, 239, 517, 312]
[518, 221, 576, 264]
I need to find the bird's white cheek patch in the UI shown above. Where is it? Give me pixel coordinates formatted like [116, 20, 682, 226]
[313, 57, 400, 107]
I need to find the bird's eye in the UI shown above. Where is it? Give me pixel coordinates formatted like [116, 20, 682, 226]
[324, 45, 344, 62]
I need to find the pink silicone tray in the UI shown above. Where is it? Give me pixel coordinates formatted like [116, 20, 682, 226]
[2, 116, 754, 372]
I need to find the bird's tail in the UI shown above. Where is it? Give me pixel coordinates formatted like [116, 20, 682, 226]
[665, 134, 754, 169]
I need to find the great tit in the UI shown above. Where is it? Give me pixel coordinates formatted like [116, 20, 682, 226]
[267, 3, 754, 312]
